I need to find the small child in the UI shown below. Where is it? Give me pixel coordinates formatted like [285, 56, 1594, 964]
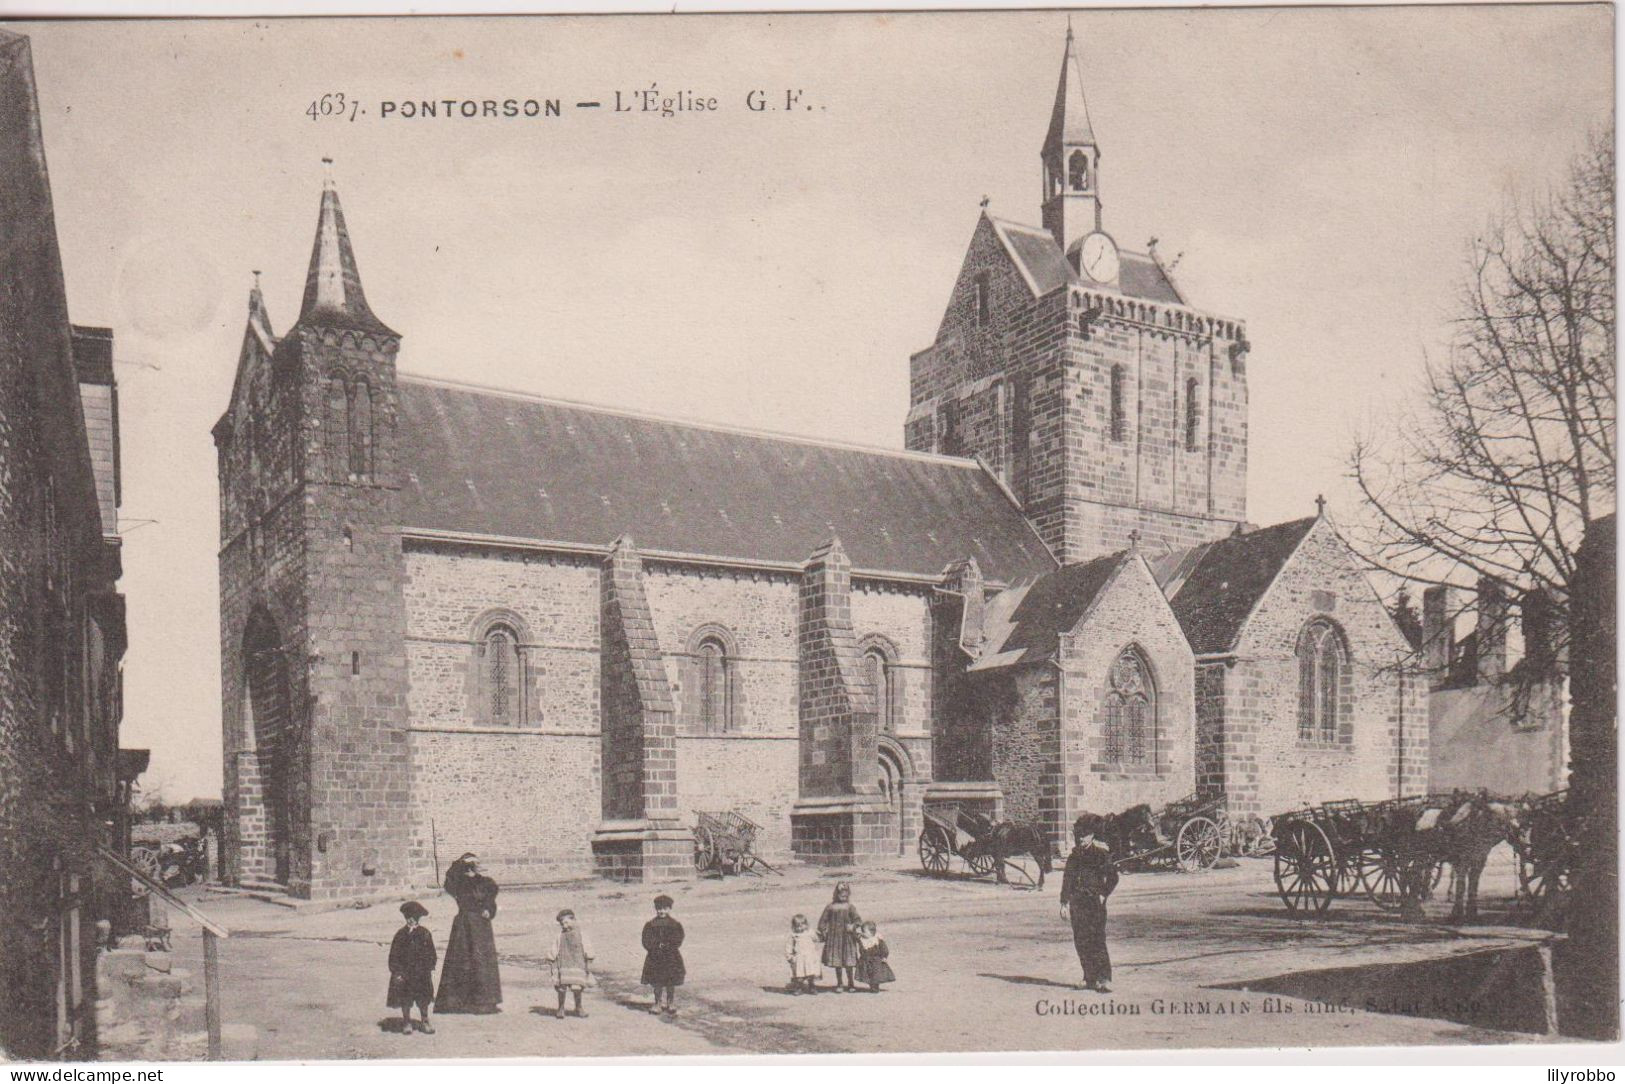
[640, 894, 685, 1015]
[854, 921, 895, 993]
[785, 914, 822, 995]
[387, 901, 437, 1034]
[545, 908, 594, 1019]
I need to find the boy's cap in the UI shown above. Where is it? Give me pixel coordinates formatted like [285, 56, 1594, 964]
[556, 908, 575, 922]
[400, 901, 429, 919]
[653, 894, 674, 909]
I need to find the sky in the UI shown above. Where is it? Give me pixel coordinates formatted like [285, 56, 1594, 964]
[14, 6, 1613, 802]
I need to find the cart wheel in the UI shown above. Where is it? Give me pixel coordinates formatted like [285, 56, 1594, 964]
[1357, 847, 1409, 911]
[1518, 852, 1570, 903]
[130, 846, 161, 897]
[1176, 815, 1224, 872]
[918, 827, 951, 875]
[692, 827, 715, 872]
[966, 851, 997, 877]
[1272, 821, 1336, 914]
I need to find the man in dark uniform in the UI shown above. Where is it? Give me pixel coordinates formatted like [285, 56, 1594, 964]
[1060, 812, 1119, 992]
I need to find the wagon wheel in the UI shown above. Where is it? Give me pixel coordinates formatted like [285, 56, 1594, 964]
[1176, 815, 1224, 872]
[1356, 847, 1410, 911]
[1273, 820, 1337, 914]
[692, 826, 716, 872]
[965, 849, 997, 877]
[130, 846, 161, 897]
[1518, 852, 1570, 903]
[918, 826, 951, 875]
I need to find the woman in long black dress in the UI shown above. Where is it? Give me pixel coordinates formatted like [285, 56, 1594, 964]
[435, 853, 502, 1013]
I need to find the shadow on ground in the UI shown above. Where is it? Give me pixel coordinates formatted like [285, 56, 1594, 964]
[1209, 944, 1556, 1036]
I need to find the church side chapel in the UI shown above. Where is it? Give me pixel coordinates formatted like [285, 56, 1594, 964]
[215, 31, 1425, 898]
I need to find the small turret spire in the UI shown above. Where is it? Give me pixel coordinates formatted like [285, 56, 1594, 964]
[297, 159, 394, 336]
[245, 270, 275, 353]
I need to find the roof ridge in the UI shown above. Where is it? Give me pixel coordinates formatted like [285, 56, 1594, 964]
[397, 372, 987, 469]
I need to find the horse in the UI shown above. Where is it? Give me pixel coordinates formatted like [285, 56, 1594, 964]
[1097, 804, 1159, 868]
[1405, 790, 1521, 923]
[965, 820, 1056, 887]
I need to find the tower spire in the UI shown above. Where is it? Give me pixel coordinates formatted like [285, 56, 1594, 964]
[297, 158, 394, 336]
[1041, 24, 1103, 253]
[1045, 23, 1096, 156]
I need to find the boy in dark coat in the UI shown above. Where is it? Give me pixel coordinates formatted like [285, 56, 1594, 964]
[640, 894, 685, 1016]
[1059, 813, 1119, 993]
[387, 901, 437, 1033]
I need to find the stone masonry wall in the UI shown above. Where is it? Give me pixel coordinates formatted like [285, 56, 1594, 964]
[1223, 518, 1423, 818]
[906, 213, 1248, 566]
[1053, 558, 1195, 835]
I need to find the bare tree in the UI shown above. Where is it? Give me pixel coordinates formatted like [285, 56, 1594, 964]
[1350, 128, 1615, 685]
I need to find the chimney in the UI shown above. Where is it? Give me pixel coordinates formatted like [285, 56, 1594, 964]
[1475, 577, 1507, 682]
[1422, 585, 1455, 689]
[1521, 587, 1556, 677]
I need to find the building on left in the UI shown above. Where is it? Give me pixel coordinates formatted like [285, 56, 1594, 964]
[0, 30, 135, 1060]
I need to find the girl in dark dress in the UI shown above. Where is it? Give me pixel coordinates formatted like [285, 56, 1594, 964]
[816, 881, 862, 992]
[853, 921, 895, 993]
[387, 901, 437, 1034]
[639, 894, 685, 1015]
[435, 854, 502, 1013]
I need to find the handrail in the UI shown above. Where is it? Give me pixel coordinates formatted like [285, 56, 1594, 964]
[94, 844, 231, 939]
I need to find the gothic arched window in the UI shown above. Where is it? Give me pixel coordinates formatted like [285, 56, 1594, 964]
[347, 379, 373, 478]
[1101, 647, 1156, 770]
[1109, 365, 1127, 442]
[1068, 149, 1088, 191]
[478, 623, 524, 726]
[1185, 377, 1200, 451]
[1298, 619, 1347, 742]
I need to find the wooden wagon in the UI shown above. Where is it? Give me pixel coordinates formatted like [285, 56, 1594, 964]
[1270, 796, 1447, 915]
[1105, 793, 1250, 873]
[917, 802, 1001, 878]
[692, 810, 779, 876]
[1515, 788, 1575, 908]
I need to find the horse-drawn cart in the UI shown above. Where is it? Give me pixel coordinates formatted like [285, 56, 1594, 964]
[1271, 797, 1450, 915]
[1103, 793, 1253, 873]
[917, 802, 999, 877]
[693, 810, 779, 877]
[917, 803, 1053, 886]
[1515, 789, 1575, 909]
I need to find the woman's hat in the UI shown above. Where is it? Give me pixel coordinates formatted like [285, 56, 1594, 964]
[653, 894, 674, 909]
[400, 900, 429, 919]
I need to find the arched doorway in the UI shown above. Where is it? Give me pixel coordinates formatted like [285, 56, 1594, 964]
[877, 742, 907, 858]
[243, 609, 293, 885]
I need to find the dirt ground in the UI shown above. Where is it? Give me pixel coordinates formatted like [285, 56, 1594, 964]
[158, 848, 1565, 1059]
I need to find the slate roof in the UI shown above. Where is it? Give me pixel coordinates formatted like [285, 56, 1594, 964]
[1160, 517, 1317, 654]
[989, 217, 1183, 305]
[971, 550, 1130, 669]
[395, 377, 1058, 584]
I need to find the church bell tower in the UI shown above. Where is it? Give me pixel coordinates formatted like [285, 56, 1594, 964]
[1041, 24, 1102, 253]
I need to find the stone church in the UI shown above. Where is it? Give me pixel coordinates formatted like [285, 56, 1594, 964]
[216, 30, 1425, 898]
